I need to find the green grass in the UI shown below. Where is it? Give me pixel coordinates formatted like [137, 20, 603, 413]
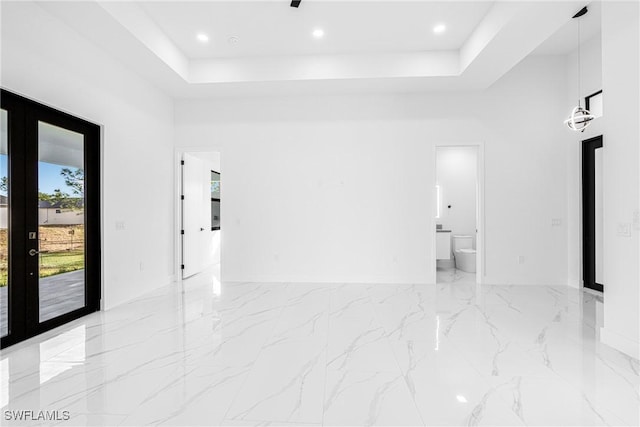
[40, 250, 84, 278]
[0, 250, 84, 287]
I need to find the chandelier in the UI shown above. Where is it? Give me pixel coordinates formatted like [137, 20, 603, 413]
[564, 6, 594, 132]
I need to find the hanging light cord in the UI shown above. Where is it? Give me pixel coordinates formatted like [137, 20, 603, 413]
[577, 19, 582, 107]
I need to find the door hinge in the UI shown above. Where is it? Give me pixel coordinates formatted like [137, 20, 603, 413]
[181, 230, 184, 235]
[181, 160, 184, 165]
[181, 264, 185, 270]
[181, 195, 184, 200]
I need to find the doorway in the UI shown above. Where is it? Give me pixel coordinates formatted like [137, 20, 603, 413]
[180, 152, 221, 279]
[433, 144, 484, 285]
[0, 90, 101, 348]
[582, 135, 603, 292]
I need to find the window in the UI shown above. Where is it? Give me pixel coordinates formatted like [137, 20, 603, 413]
[585, 90, 603, 118]
[211, 170, 220, 230]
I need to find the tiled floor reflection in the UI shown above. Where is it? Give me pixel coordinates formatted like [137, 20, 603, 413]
[1, 271, 638, 426]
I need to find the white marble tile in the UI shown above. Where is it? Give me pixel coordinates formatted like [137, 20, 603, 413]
[526, 336, 640, 426]
[326, 314, 399, 374]
[225, 338, 327, 424]
[370, 286, 440, 344]
[221, 420, 320, 427]
[322, 369, 423, 426]
[329, 284, 375, 319]
[267, 285, 330, 345]
[495, 375, 628, 426]
[389, 339, 524, 426]
[1, 269, 637, 426]
[121, 363, 251, 426]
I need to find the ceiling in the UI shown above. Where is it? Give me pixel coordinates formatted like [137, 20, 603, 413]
[5, 1, 590, 97]
[533, 1, 600, 55]
[139, 2, 494, 59]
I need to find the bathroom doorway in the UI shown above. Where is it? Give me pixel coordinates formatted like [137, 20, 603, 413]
[433, 144, 484, 285]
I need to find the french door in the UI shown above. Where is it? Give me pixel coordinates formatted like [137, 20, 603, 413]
[1, 89, 100, 348]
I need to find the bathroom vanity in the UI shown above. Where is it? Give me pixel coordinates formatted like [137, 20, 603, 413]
[436, 230, 451, 260]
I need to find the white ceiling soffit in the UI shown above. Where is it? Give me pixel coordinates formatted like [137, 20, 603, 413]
[34, 1, 586, 97]
[533, 0, 601, 55]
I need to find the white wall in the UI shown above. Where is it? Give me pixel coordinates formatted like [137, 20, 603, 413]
[436, 146, 478, 249]
[175, 55, 569, 286]
[599, 1, 639, 358]
[564, 2, 640, 359]
[1, 2, 175, 309]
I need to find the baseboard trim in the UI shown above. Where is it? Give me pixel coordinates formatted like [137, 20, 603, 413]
[600, 327, 640, 359]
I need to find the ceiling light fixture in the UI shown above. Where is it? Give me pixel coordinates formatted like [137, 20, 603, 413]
[564, 6, 594, 132]
[312, 28, 324, 39]
[433, 24, 447, 34]
[196, 33, 209, 43]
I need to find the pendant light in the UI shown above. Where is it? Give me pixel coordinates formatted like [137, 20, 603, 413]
[564, 6, 594, 132]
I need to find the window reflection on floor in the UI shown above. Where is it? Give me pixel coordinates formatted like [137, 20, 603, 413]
[39, 325, 86, 384]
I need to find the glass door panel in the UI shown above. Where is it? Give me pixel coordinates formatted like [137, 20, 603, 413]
[37, 121, 85, 323]
[1, 109, 8, 338]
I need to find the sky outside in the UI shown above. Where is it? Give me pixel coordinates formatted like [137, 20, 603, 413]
[0, 155, 75, 196]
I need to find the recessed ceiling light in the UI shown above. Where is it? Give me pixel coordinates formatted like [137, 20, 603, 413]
[456, 395, 468, 403]
[312, 28, 324, 39]
[433, 24, 447, 34]
[197, 33, 209, 43]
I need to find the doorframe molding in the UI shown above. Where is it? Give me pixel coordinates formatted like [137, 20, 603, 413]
[581, 134, 604, 292]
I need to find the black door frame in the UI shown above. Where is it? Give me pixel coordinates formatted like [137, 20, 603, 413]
[1, 89, 101, 348]
[582, 134, 603, 292]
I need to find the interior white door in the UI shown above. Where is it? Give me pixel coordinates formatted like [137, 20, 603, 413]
[182, 153, 209, 278]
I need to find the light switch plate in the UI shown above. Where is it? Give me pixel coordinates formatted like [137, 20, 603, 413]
[617, 223, 632, 237]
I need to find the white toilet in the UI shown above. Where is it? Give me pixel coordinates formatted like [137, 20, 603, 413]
[453, 235, 476, 273]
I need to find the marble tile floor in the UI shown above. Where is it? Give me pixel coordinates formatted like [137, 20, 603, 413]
[1, 272, 638, 426]
[436, 267, 477, 285]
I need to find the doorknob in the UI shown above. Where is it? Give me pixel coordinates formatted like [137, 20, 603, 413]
[28, 249, 39, 256]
